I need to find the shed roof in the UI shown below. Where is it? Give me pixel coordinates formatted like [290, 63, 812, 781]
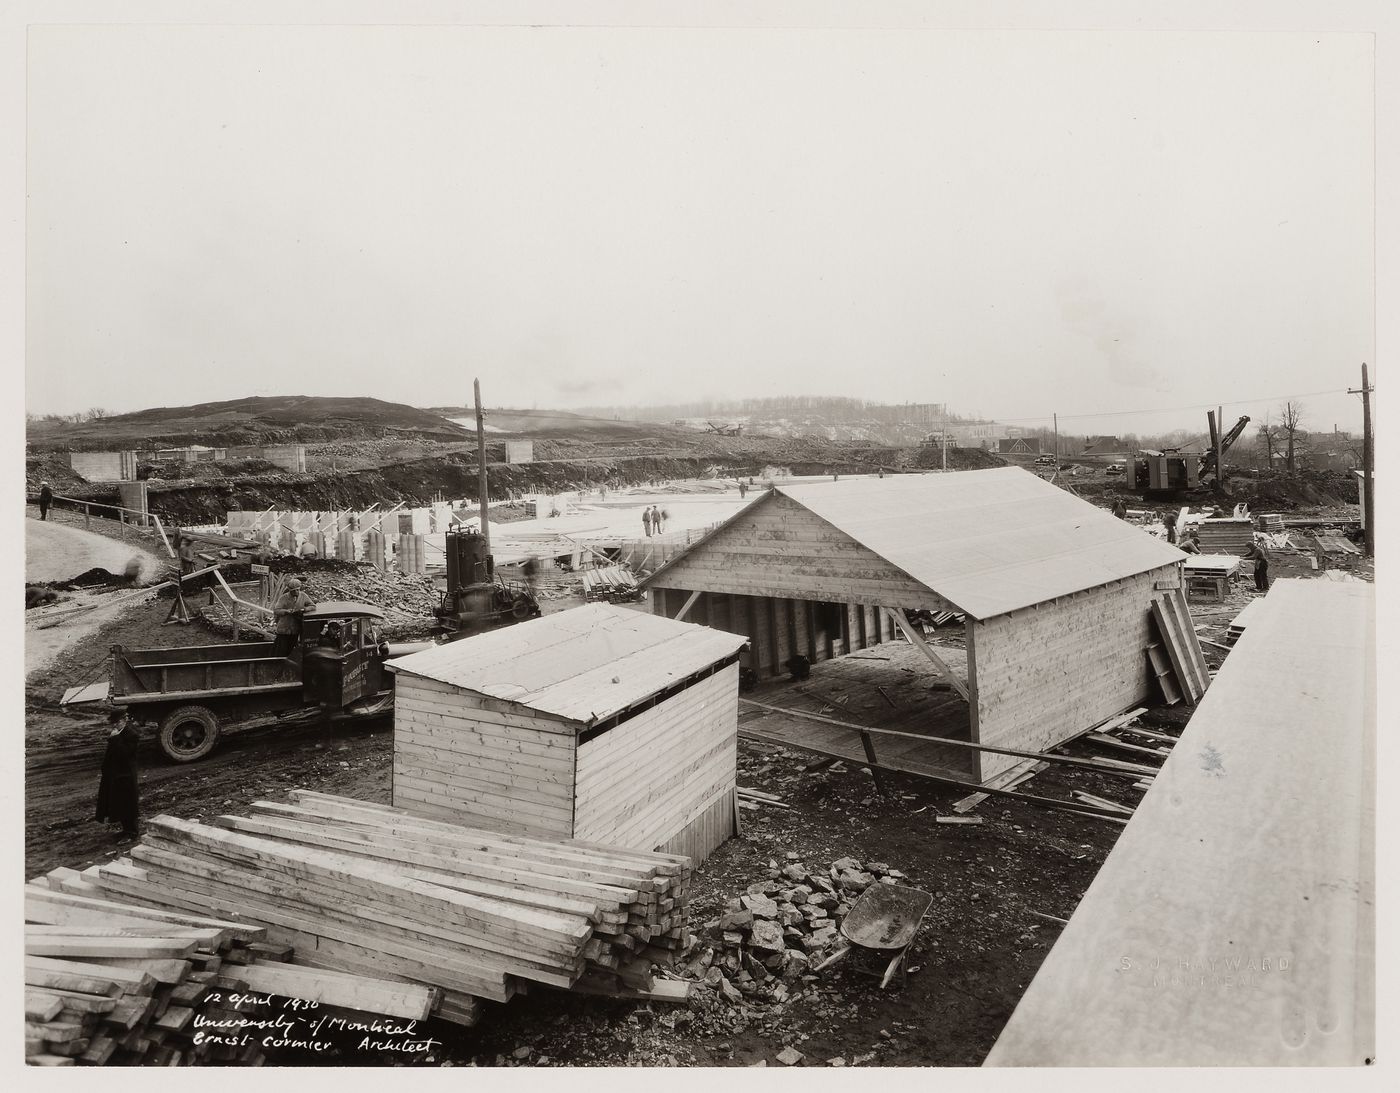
[387, 603, 747, 725]
[645, 467, 1184, 620]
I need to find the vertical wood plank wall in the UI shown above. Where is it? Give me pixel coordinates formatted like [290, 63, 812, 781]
[573, 665, 739, 861]
[650, 589, 895, 678]
[392, 675, 578, 838]
[970, 564, 1181, 781]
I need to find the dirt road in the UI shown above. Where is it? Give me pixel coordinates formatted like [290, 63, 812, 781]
[26, 515, 165, 584]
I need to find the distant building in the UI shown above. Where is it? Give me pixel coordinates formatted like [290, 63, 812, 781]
[998, 437, 1041, 455]
[1082, 436, 1127, 456]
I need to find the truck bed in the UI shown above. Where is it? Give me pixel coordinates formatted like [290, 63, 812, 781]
[109, 641, 302, 704]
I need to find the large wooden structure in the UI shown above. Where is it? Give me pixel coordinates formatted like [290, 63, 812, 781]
[987, 579, 1375, 1065]
[387, 604, 747, 863]
[642, 469, 1187, 782]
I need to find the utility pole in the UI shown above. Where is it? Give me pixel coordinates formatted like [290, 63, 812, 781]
[474, 377, 491, 555]
[1349, 363, 1374, 557]
[1053, 413, 1059, 465]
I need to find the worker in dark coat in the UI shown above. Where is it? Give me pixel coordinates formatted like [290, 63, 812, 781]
[1245, 542, 1270, 592]
[1111, 499, 1128, 519]
[38, 482, 53, 520]
[1161, 513, 1177, 544]
[177, 535, 199, 576]
[1179, 531, 1201, 554]
[96, 715, 140, 838]
[272, 577, 315, 657]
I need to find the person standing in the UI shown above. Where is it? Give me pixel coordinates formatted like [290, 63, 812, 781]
[642, 507, 653, 537]
[38, 481, 53, 520]
[1244, 541, 1271, 592]
[177, 535, 199, 576]
[1161, 513, 1177, 544]
[96, 714, 140, 839]
[738, 480, 747, 499]
[272, 577, 315, 656]
[1111, 499, 1128, 519]
[659, 507, 670, 532]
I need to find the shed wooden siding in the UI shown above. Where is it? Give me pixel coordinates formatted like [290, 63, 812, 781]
[646, 492, 959, 613]
[970, 564, 1181, 781]
[649, 589, 894, 678]
[392, 674, 577, 838]
[573, 665, 738, 858]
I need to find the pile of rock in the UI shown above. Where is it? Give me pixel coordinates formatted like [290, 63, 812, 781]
[676, 856, 909, 1009]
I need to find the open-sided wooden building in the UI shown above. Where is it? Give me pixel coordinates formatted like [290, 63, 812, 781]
[386, 604, 748, 863]
[640, 468, 1188, 784]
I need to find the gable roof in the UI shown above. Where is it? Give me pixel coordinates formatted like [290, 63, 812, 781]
[645, 468, 1184, 620]
[387, 603, 747, 725]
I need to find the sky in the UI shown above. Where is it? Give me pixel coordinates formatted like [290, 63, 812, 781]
[25, 22, 1375, 436]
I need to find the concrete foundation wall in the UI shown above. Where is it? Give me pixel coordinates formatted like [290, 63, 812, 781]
[505, 440, 535, 464]
[69, 451, 136, 482]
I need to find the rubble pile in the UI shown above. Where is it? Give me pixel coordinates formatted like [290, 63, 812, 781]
[676, 856, 910, 1014]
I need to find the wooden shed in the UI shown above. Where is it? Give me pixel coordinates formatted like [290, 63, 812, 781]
[386, 603, 748, 863]
[641, 468, 1189, 784]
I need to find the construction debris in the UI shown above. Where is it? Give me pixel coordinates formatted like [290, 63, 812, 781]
[674, 856, 914, 1015]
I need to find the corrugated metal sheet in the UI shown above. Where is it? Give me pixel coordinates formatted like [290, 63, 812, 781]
[776, 468, 1184, 619]
[387, 603, 748, 725]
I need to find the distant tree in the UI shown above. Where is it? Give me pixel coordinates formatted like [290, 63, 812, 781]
[1256, 417, 1281, 468]
[1279, 402, 1307, 473]
[87, 407, 109, 420]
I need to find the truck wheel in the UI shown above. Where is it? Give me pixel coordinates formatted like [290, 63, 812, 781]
[158, 705, 221, 763]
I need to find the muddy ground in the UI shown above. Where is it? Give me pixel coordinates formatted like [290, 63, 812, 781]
[24, 587, 1213, 1067]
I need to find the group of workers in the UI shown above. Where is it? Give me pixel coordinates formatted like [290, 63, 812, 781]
[1109, 497, 1271, 592]
[641, 505, 669, 536]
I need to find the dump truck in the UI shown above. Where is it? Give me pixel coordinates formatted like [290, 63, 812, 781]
[61, 602, 430, 762]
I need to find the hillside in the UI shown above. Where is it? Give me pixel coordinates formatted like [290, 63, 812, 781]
[28, 395, 468, 450]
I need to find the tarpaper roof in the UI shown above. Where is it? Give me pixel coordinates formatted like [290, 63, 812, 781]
[646, 467, 1183, 619]
[387, 602, 747, 724]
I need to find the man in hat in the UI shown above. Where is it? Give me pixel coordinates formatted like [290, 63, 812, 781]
[96, 712, 140, 839]
[272, 577, 315, 657]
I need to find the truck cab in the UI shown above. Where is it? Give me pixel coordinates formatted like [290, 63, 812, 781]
[299, 602, 388, 709]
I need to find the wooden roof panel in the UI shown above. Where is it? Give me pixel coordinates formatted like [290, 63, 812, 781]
[387, 603, 747, 724]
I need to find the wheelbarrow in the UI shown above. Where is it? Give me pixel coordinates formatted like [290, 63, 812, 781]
[812, 882, 933, 989]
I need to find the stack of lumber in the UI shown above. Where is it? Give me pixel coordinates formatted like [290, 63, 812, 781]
[67, 792, 693, 1021]
[1194, 518, 1255, 555]
[580, 564, 640, 601]
[23, 880, 289, 1066]
[1256, 513, 1286, 534]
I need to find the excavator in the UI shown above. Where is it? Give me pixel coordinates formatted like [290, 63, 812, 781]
[1129, 413, 1250, 497]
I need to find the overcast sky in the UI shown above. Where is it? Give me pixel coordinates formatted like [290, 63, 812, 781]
[25, 24, 1373, 435]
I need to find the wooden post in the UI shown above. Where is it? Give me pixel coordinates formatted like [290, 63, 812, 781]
[885, 607, 971, 702]
[858, 730, 888, 796]
[84, 504, 91, 531]
[673, 589, 702, 621]
[1350, 363, 1374, 557]
[474, 377, 491, 557]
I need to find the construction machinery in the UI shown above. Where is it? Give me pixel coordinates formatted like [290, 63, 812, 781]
[1130, 414, 1250, 497]
[705, 421, 743, 436]
[60, 603, 430, 762]
[432, 524, 541, 639]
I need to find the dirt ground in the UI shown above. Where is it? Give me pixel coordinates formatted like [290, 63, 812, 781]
[22, 588, 1196, 1067]
[22, 486, 1365, 1067]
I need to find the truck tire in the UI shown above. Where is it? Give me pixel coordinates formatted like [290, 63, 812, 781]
[158, 705, 221, 763]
